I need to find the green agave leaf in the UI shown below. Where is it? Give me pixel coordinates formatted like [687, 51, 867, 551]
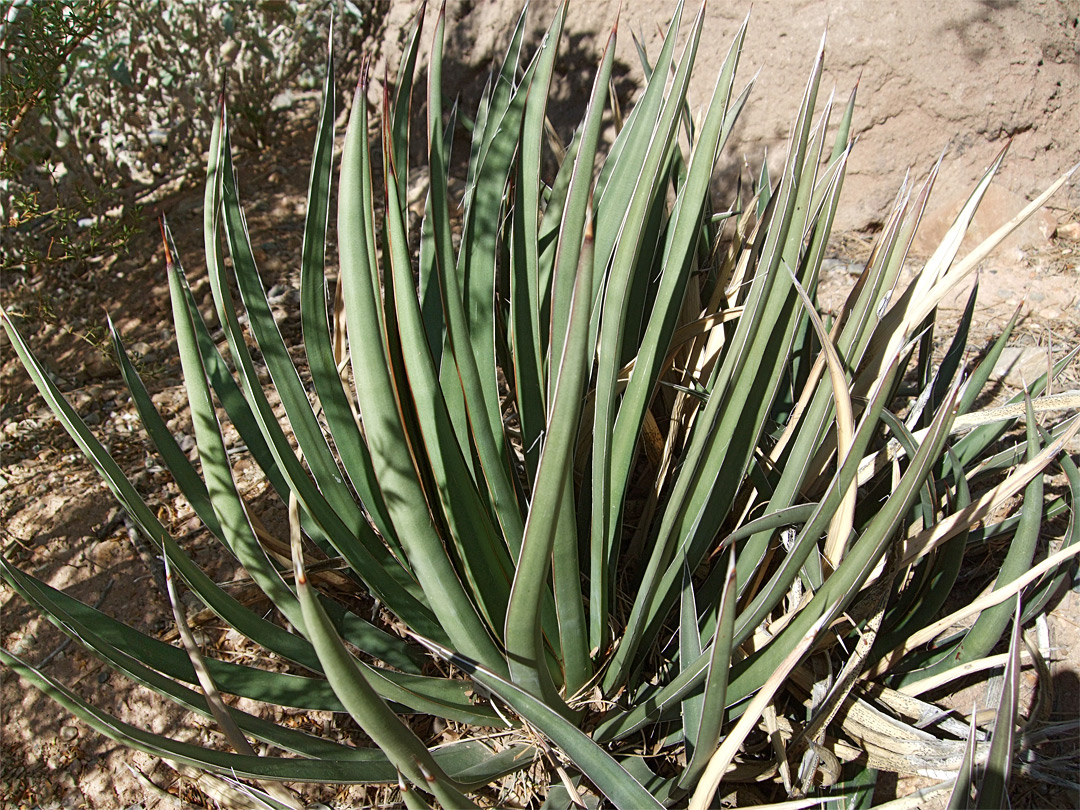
[0, 309, 328, 672]
[201, 111, 440, 638]
[162, 552, 276, 796]
[840, 166, 930, 387]
[416, 8, 530, 567]
[382, 107, 517, 637]
[537, 784, 577, 810]
[165, 258, 488, 720]
[589, 0, 706, 654]
[922, 277, 979, 428]
[0, 555, 493, 722]
[175, 259, 292, 503]
[535, 122, 581, 372]
[946, 708, 979, 810]
[160, 221, 354, 564]
[337, 71, 505, 673]
[510, 0, 568, 493]
[169, 241, 461, 709]
[693, 503, 820, 640]
[7, 6, 1076, 808]
[617, 756, 680, 806]
[774, 101, 852, 431]
[628, 14, 701, 155]
[954, 304, 1021, 416]
[218, 126, 389, 566]
[591, 351, 910, 742]
[114, 282, 428, 673]
[950, 346, 1077, 471]
[551, 467, 591, 698]
[390, 1, 426, 205]
[898, 398, 1044, 684]
[413, 636, 666, 810]
[1, 555, 346, 756]
[109, 316, 223, 542]
[592, 507, 818, 743]
[872, 444, 970, 661]
[419, 94, 455, 370]
[290, 520, 479, 807]
[298, 29, 400, 557]
[455, 5, 537, 459]
[166, 247, 313, 638]
[873, 407, 941, 531]
[974, 598, 1022, 809]
[604, 34, 828, 692]
[502, 21, 616, 703]
[757, 152, 772, 216]
[649, 142, 853, 647]
[832, 764, 880, 810]
[416, 4, 455, 376]
[858, 147, 1009, 399]
[400, 777, 436, 810]
[2, 648, 529, 785]
[761, 162, 916, 515]
[724, 348, 901, 649]
[465, 2, 528, 190]
[679, 559, 704, 759]
[506, 178, 602, 705]
[1021, 440, 1080, 619]
[591, 0, 684, 273]
[727, 381, 961, 706]
[739, 159, 860, 577]
[680, 546, 737, 788]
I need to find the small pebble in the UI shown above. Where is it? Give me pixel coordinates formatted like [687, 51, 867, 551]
[1055, 221, 1080, 241]
[59, 725, 79, 741]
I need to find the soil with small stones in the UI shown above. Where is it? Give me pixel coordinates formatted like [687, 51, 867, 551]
[3, 86, 1080, 810]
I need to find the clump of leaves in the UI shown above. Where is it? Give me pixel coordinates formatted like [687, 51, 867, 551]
[3, 2, 1078, 808]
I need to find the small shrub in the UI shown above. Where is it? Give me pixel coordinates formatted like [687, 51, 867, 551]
[1, 0, 387, 275]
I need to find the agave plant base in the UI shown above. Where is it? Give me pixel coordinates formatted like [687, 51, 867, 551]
[3, 2, 1079, 808]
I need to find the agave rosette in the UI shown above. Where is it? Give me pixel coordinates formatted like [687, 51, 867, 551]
[3, 2, 1078, 807]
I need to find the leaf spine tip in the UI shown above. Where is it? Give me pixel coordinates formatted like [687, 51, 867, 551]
[158, 217, 173, 269]
[357, 52, 371, 93]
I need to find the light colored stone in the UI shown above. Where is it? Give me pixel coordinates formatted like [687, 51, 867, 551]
[1056, 221, 1080, 242]
[990, 346, 1050, 389]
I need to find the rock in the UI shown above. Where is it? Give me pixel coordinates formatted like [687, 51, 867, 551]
[88, 538, 120, 567]
[81, 352, 113, 380]
[990, 346, 1049, 389]
[174, 432, 196, 453]
[1056, 221, 1080, 242]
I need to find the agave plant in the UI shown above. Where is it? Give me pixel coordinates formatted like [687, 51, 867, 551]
[3, 1, 1079, 807]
